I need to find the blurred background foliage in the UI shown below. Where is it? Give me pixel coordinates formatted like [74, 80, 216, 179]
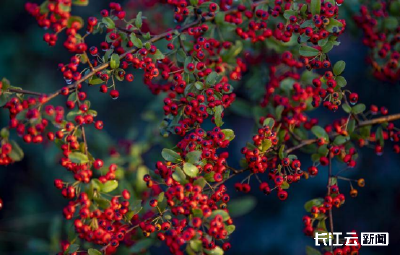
[1, 0, 400, 254]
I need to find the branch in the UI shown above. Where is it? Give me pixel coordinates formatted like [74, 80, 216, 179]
[210, 168, 248, 190]
[116, 27, 153, 37]
[328, 155, 334, 252]
[178, 35, 189, 56]
[208, 111, 400, 189]
[285, 139, 317, 154]
[6, 88, 44, 96]
[357, 113, 400, 127]
[5, 0, 269, 104]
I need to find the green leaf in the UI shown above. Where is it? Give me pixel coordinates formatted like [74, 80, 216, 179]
[333, 135, 350, 145]
[390, 1, 400, 15]
[172, 167, 187, 183]
[376, 127, 384, 146]
[263, 118, 275, 128]
[299, 45, 319, 57]
[192, 208, 203, 218]
[279, 145, 285, 159]
[162, 149, 181, 163]
[135, 12, 143, 29]
[281, 181, 290, 189]
[311, 153, 321, 162]
[130, 33, 143, 48]
[72, 0, 89, 6]
[94, 197, 110, 209]
[214, 105, 224, 127]
[283, 10, 297, 19]
[335, 76, 347, 87]
[103, 49, 114, 62]
[151, 49, 165, 60]
[275, 105, 284, 120]
[129, 200, 143, 215]
[280, 78, 296, 92]
[318, 38, 328, 47]
[312, 148, 325, 158]
[325, 19, 344, 33]
[228, 196, 257, 217]
[206, 71, 218, 85]
[59, 3, 71, 12]
[39, 1, 49, 14]
[306, 246, 322, 255]
[304, 198, 324, 212]
[333, 61, 346, 76]
[183, 162, 199, 178]
[68, 152, 89, 164]
[66, 110, 81, 122]
[347, 119, 356, 133]
[261, 139, 272, 152]
[88, 249, 102, 255]
[88, 76, 103, 85]
[176, 49, 186, 63]
[67, 16, 84, 28]
[342, 104, 351, 113]
[310, 0, 321, 15]
[102, 17, 115, 29]
[157, 192, 165, 202]
[1, 127, 9, 138]
[130, 239, 153, 253]
[352, 104, 366, 114]
[194, 81, 204, 90]
[301, 20, 314, 28]
[65, 244, 79, 254]
[186, 151, 202, 164]
[190, 240, 202, 252]
[109, 54, 120, 70]
[360, 125, 371, 139]
[8, 140, 24, 161]
[329, 177, 338, 186]
[0, 93, 9, 107]
[311, 126, 329, 141]
[193, 177, 206, 188]
[322, 41, 334, 53]
[209, 210, 230, 221]
[226, 225, 236, 235]
[204, 247, 224, 255]
[384, 16, 398, 31]
[102, 180, 118, 193]
[221, 129, 235, 141]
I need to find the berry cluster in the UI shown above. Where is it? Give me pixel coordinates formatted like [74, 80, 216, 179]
[354, 3, 400, 81]
[302, 184, 363, 254]
[0, 142, 13, 165]
[25, 1, 73, 46]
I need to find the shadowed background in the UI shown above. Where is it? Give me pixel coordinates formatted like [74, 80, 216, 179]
[0, 1, 400, 254]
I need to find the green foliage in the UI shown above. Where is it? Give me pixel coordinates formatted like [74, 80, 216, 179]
[333, 61, 346, 75]
[162, 148, 181, 163]
[304, 198, 324, 212]
[228, 196, 257, 217]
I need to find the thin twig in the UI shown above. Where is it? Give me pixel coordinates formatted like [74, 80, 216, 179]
[5, 0, 268, 105]
[285, 139, 317, 154]
[178, 35, 189, 56]
[6, 88, 44, 96]
[357, 113, 400, 127]
[328, 155, 334, 252]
